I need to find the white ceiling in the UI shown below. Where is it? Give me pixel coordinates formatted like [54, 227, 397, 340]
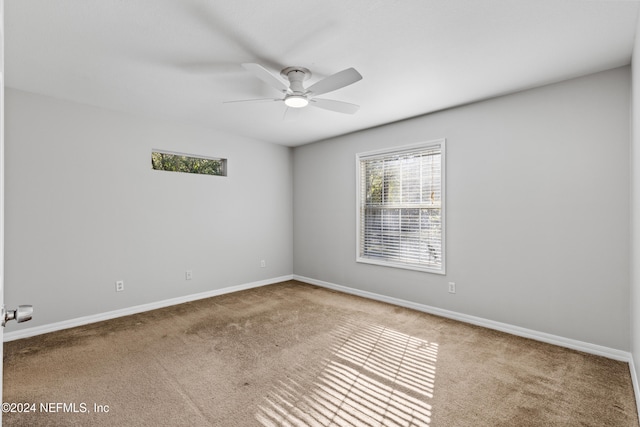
[5, 0, 640, 147]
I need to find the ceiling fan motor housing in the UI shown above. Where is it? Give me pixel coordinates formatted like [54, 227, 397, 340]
[282, 67, 311, 108]
[281, 67, 311, 95]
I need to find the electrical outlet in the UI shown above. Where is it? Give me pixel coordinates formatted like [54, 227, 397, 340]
[115, 280, 124, 292]
[260, 260, 266, 268]
[185, 270, 193, 280]
[448, 282, 456, 294]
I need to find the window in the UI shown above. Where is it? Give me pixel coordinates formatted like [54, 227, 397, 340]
[356, 139, 445, 274]
[151, 150, 227, 177]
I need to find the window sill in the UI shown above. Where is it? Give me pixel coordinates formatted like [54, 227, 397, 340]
[356, 256, 446, 275]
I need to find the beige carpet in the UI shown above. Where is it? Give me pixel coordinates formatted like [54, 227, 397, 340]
[2, 280, 638, 426]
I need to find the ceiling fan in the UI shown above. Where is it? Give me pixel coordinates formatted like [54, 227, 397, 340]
[225, 63, 363, 114]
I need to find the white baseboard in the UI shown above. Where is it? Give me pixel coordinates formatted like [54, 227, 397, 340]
[629, 357, 640, 422]
[294, 274, 632, 362]
[3, 275, 294, 342]
[5, 273, 633, 364]
[7, 273, 636, 413]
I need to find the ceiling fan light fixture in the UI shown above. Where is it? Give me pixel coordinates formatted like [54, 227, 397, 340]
[284, 95, 308, 108]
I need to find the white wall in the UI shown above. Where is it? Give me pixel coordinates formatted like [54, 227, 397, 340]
[293, 67, 631, 350]
[4, 88, 293, 329]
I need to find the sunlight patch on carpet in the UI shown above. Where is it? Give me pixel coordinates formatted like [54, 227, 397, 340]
[256, 321, 437, 426]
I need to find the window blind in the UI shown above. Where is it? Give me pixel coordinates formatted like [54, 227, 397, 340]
[357, 141, 445, 273]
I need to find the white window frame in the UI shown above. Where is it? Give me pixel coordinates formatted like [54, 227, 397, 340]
[356, 139, 446, 274]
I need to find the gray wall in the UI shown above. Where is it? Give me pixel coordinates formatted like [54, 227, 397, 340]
[4, 67, 632, 352]
[5, 88, 293, 328]
[631, 18, 640, 391]
[293, 67, 631, 350]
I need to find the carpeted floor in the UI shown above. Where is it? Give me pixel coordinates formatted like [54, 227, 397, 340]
[2, 280, 638, 426]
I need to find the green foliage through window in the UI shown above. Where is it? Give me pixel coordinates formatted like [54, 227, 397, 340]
[151, 151, 227, 176]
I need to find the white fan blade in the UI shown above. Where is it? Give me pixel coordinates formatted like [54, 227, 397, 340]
[223, 98, 282, 104]
[306, 68, 362, 96]
[242, 63, 289, 93]
[310, 98, 360, 114]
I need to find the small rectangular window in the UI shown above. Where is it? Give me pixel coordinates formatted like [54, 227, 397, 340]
[151, 150, 227, 177]
[356, 139, 445, 274]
